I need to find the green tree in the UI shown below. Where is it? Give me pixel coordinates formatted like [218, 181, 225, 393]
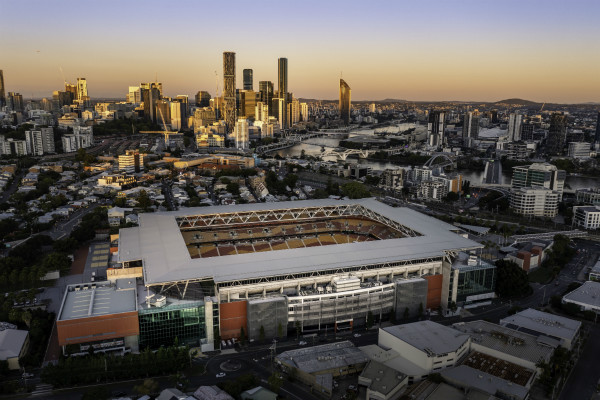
[268, 372, 284, 393]
[137, 190, 152, 211]
[81, 386, 109, 400]
[134, 378, 159, 396]
[226, 182, 240, 196]
[495, 259, 531, 297]
[114, 196, 127, 207]
[443, 191, 459, 202]
[341, 182, 371, 199]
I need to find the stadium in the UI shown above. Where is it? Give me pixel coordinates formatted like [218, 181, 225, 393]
[56, 198, 482, 354]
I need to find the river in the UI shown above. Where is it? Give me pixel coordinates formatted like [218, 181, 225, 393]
[274, 137, 597, 191]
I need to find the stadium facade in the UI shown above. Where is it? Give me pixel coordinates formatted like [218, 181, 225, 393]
[58, 199, 482, 354]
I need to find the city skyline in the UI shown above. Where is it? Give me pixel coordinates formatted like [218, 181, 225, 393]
[1, 0, 600, 103]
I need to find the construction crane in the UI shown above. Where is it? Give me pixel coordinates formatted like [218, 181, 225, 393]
[540, 102, 545, 112]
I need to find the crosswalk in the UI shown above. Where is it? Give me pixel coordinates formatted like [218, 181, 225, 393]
[29, 383, 53, 397]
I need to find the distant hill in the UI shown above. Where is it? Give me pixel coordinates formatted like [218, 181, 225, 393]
[493, 98, 541, 106]
[379, 98, 407, 103]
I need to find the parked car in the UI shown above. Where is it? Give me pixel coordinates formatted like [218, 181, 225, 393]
[299, 341, 307, 346]
[216, 372, 226, 378]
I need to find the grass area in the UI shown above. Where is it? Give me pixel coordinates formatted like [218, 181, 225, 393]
[528, 266, 554, 284]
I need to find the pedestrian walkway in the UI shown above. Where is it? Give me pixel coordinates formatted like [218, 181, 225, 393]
[29, 383, 53, 397]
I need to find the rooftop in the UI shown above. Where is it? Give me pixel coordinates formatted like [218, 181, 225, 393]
[276, 340, 368, 375]
[382, 321, 470, 356]
[453, 320, 555, 365]
[359, 360, 407, 396]
[118, 198, 481, 286]
[562, 281, 600, 309]
[0, 329, 28, 360]
[441, 365, 529, 400]
[58, 279, 138, 321]
[499, 308, 581, 342]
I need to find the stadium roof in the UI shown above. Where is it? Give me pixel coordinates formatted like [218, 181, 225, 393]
[118, 198, 482, 286]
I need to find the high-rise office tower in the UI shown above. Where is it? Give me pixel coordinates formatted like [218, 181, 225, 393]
[234, 118, 249, 149]
[7, 92, 23, 112]
[141, 83, 161, 123]
[339, 79, 351, 125]
[300, 102, 309, 122]
[239, 90, 257, 119]
[462, 112, 479, 143]
[507, 113, 523, 142]
[0, 70, 5, 108]
[223, 52, 236, 134]
[259, 81, 273, 115]
[76, 78, 88, 101]
[546, 113, 568, 155]
[277, 58, 288, 129]
[195, 91, 211, 107]
[427, 111, 445, 147]
[243, 69, 253, 91]
[156, 99, 171, 126]
[127, 86, 141, 104]
[289, 98, 300, 125]
[595, 111, 600, 143]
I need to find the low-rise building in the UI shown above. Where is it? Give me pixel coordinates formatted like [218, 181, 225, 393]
[276, 341, 369, 398]
[568, 141, 591, 159]
[572, 205, 600, 230]
[358, 360, 408, 400]
[0, 329, 29, 370]
[576, 188, 600, 205]
[446, 253, 496, 307]
[562, 281, 600, 314]
[499, 308, 581, 350]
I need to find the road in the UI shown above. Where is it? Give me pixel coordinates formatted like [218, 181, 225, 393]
[0, 168, 25, 203]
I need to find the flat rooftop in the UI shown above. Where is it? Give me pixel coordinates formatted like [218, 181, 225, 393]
[382, 321, 470, 356]
[58, 279, 137, 321]
[360, 360, 407, 397]
[441, 365, 529, 400]
[499, 308, 581, 343]
[562, 281, 600, 309]
[276, 340, 368, 374]
[453, 320, 554, 364]
[118, 198, 482, 286]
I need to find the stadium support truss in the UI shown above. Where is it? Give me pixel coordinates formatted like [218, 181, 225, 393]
[176, 204, 421, 238]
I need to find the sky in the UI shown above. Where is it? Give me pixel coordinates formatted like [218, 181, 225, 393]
[1, 0, 599, 103]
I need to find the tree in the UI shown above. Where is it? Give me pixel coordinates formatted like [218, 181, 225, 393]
[268, 372, 284, 393]
[341, 182, 371, 199]
[495, 259, 531, 297]
[134, 378, 159, 396]
[418, 302, 424, 318]
[449, 301, 458, 313]
[366, 311, 374, 329]
[226, 182, 240, 196]
[259, 325, 265, 341]
[81, 386, 109, 400]
[443, 191, 459, 202]
[240, 327, 246, 343]
[137, 190, 152, 211]
[114, 196, 127, 207]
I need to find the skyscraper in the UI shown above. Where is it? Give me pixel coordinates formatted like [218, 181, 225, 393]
[0, 70, 5, 108]
[339, 79, 351, 125]
[223, 52, 236, 134]
[243, 69, 253, 91]
[427, 111, 445, 147]
[546, 113, 568, 155]
[595, 111, 600, 143]
[462, 112, 479, 144]
[76, 78, 88, 101]
[277, 58, 288, 129]
[259, 81, 273, 115]
[507, 113, 523, 142]
[7, 92, 23, 112]
[195, 91, 211, 107]
[234, 118, 249, 149]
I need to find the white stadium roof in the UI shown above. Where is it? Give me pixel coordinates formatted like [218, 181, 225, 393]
[118, 198, 482, 286]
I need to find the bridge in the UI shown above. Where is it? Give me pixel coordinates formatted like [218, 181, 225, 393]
[320, 146, 404, 161]
[255, 131, 349, 154]
[423, 153, 457, 172]
[510, 230, 588, 243]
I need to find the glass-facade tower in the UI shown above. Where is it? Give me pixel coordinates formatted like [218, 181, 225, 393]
[138, 301, 206, 349]
[339, 79, 351, 125]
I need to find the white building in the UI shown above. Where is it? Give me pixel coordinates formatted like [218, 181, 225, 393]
[562, 281, 600, 314]
[576, 188, 600, 205]
[234, 118, 249, 150]
[300, 102, 309, 121]
[367, 321, 470, 380]
[572, 205, 600, 230]
[510, 187, 559, 218]
[62, 126, 93, 153]
[568, 142, 591, 160]
[25, 127, 55, 155]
